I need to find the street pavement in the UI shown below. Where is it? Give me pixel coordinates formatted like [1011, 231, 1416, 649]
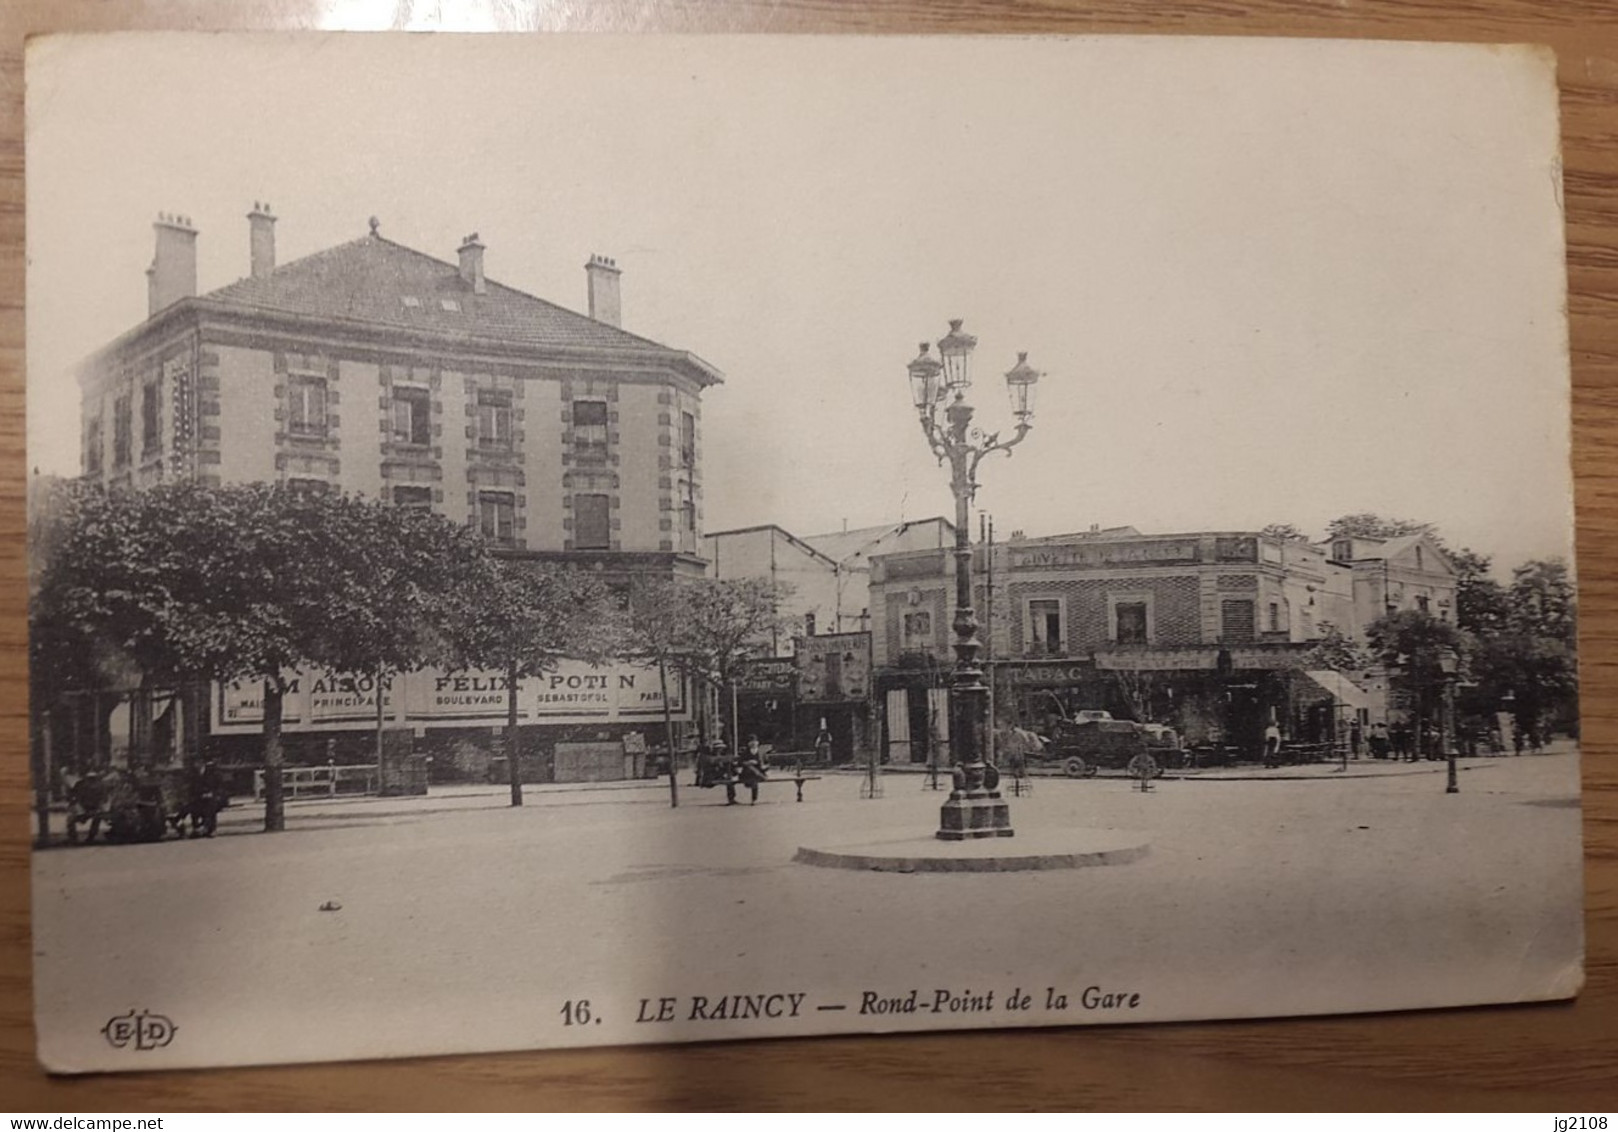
[30, 751, 1585, 1072]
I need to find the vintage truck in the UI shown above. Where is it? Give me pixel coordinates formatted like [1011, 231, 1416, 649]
[1039, 711, 1180, 777]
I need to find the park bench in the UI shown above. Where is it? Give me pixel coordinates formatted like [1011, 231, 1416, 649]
[710, 773, 821, 803]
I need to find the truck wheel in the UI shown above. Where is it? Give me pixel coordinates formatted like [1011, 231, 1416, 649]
[1064, 756, 1089, 778]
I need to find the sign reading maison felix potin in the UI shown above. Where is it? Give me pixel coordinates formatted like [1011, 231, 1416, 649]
[212, 660, 689, 733]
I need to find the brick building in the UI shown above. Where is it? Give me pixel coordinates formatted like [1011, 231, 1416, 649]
[69, 206, 725, 784]
[869, 526, 1457, 762]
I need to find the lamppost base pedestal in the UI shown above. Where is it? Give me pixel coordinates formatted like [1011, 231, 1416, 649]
[937, 793, 1014, 840]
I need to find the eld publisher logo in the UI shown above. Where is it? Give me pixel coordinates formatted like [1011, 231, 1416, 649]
[101, 1009, 177, 1051]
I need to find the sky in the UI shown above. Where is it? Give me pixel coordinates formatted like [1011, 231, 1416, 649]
[26, 34, 1574, 572]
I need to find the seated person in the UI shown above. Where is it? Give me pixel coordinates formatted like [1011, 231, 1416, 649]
[733, 737, 768, 805]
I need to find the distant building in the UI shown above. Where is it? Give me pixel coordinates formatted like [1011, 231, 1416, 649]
[705, 518, 953, 762]
[705, 517, 954, 647]
[868, 526, 1457, 763]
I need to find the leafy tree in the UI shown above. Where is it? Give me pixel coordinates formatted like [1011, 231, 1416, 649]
[1507, 558, 1577, 646]
[1260, 522, 1310, 543]
[315, 497, 490, 776]
[1365, 609, 1466, 754]
[33, 482, 491, 832]
[445, 557, 618, 807]
[623, 577, 793, 808]
[1449, 547, 1510, 636]
[1300, 622, 1372, 673]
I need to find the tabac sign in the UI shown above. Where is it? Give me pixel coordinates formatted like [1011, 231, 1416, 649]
[212, 660, 688, 734]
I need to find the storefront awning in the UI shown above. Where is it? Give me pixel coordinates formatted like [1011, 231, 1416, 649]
[1301, 669, 1374, 711]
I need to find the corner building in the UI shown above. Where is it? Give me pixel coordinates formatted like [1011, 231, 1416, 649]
[869, 527, 1457, 762]
[79, 209, 718, 572]
[72, 208, 722, 786]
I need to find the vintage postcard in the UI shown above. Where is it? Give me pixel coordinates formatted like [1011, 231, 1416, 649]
[25, 34, 1581, 1071]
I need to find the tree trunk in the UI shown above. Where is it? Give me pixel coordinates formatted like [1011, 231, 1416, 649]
[729, 674, 739, 760]
[660, 660, 678, 809]
[507, 661, 523, 807]
[131, 674, 154, 769]
[33, 707, 52, 849]
[374, 665, 387, 795]
[263, 677, 286, 833]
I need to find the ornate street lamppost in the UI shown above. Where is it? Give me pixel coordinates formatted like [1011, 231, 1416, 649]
[907, 319, 1041, 840]
[1439, 646, 1460, 794]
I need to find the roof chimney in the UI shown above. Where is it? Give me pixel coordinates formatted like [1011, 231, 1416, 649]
[458, 233, 486, 295]
[247, 202, 277, 279]
[147, 212, 198, 317]
[585, 254, 621, 327]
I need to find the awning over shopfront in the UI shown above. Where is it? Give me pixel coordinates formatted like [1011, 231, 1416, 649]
[1301, 669, 1374, 712]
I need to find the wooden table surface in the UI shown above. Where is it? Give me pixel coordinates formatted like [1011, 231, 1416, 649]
[2, 0, 1616, 1112]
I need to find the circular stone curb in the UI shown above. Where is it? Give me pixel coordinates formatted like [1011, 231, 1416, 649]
[794, 830, 1151, 873]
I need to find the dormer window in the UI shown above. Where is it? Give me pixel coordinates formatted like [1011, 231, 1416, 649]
[440, 298, 461, 312]
[400, 296, 421, 308]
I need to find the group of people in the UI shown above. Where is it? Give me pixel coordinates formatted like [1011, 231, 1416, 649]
[65, 761, 227, 845]
[693, 735, 768, 805]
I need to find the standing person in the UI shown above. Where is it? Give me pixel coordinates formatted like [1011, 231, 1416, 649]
[1349, 718, 1364, 761]
[814, 721, 833, 766]
[185, 760, 225, 838]
[1368, 721, 1389, 760]
[1263, 721, 1282, 767]
[1392, 721, 1412, 762]
[737, 736, 768, 805]
[693, 735, 713, 787]
[1127, 747, 1158, 792]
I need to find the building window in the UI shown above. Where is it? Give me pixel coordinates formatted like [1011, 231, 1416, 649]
[1115, 602, 1149, 644]
[1221, 599, 1255, 644]
[140, 383, 160, 456]
[393, 485, 432, 510]
[805, 612, 817, 637]
[573, 400, 608, 464]
[681, 411, 696, 468]
[477, 391, 513, 450]
[85, 417, 103, 476]
[286, 477, 330, 496]
[1332, 540, 1353, 563]
[392, 386, 431, 447]
[1416, 595, 1430, 614]
[681, 498, 696, 533]
[574, 493, 610, 550]
[479, 491, 516, 545]
[1106, 592, 1154, 645]
[1415, 546, 1425, 571]
[288, 375, 328, 438]
[1028, 599, 1063, 656]
[113, 394, 132, 468]
[1268, 602, 1281, 633]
